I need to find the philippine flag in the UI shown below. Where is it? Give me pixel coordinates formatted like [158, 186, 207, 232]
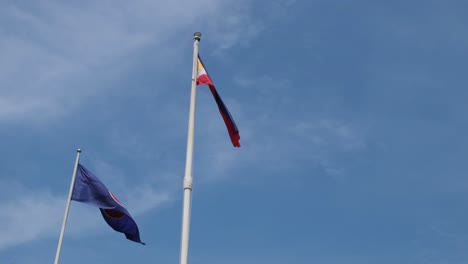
[196, 55, 241, 148]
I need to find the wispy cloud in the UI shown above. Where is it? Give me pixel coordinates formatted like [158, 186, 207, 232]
[291, 119, 366, 153]
[228, 73, 368, 178]
[0, 0, 261, 122]
[0, 177, 170, 250]
[206, 8, 263, 54]
[0, 187, 63, 249]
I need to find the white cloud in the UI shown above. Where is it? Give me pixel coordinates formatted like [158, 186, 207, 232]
[0, 189, 64, 249]
[228, 73, 369, 179]
[292, 119, 366, 152]
[0, 178, 171, 250]
[0, 0, 262, 122]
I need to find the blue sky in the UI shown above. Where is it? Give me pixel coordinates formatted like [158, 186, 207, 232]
[1, 0, 468, 263]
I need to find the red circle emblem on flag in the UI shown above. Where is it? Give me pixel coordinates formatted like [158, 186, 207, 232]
[103, 191, 125, 218]
[103, 209, 125, 218]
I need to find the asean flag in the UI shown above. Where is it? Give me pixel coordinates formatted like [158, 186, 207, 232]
[71, 164, 145, 245]
[197, 55, 240, 147]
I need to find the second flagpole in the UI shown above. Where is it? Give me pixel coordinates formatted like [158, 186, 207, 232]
[179, 32, 201, 264]
[54, 149, 81, 264]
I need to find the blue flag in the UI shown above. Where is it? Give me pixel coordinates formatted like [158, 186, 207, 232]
[71, 164, 145, 245]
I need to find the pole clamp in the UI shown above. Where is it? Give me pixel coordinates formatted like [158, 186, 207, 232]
[183, 177, 193, 190]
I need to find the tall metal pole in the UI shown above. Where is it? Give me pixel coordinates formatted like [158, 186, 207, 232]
[54, 149, 81, 264]
[179, 32, 201, 264]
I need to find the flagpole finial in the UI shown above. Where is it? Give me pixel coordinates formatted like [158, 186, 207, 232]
[194, 32, 201, 41]
[77, 148, 81, 153]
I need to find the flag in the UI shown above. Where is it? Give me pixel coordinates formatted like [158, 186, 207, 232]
[71, 164, 145, 245]
[196, 55, 241, 147]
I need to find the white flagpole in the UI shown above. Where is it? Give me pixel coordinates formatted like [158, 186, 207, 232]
[54, 149, 81, 264]
[179, 32, 201, 264]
